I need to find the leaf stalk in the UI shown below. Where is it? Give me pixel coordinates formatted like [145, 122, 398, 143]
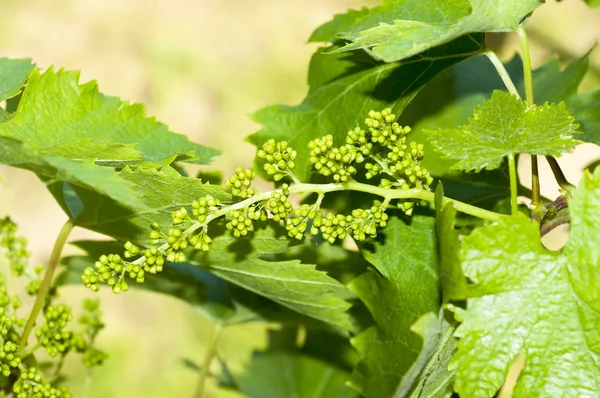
[20, 218, 75, 348]
[195, 322, 223, 398]
[508, 154, 519, 214]
[484, 50, 521, 98]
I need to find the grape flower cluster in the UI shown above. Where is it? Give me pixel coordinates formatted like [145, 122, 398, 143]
[0, 218, 107, 396]
[85, 108, 434, 293]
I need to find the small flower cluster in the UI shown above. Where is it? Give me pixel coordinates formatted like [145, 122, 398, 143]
[283, 202, 389, 244]
[13, 367, 72, 398]
[0, 219, 107, 396]
[310, 109, 433, 189]
[226, 167, 258, 198]
[257, 139, 298, 181]
[0, 217, 43, 294]
[0, 217, 30, 276]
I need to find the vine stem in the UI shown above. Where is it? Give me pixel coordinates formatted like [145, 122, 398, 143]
[508, 154, 518, 214]
[517, 26, 543, 210]
[132, 182, 504, 267]
[545, 156, 575, 192]
[20, 218, 75, 348]
[484, 50, 521, 98]
[516, 27, 534, 106]
[194, 322, 222, 398]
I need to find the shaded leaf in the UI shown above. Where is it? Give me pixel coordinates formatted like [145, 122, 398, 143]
[236, 352, 356, 398]
[309, 8, 370, 43]
[568, 89, 600, 145]
[348, 216, 440, 397]
[529, 49, 591, 104]
[0, 135, 145, 211]
[425, 90, 580, 172]
[314, 0, 542, 63]
[192, 225, 353, 334]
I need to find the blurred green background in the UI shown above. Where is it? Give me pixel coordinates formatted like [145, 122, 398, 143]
[0, 0, 599, 396]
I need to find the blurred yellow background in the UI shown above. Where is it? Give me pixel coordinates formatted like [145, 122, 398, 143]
[0, 0, 599, 397]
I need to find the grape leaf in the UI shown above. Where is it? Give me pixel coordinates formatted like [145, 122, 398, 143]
[528, 49, 591, 104]
[61, 166, 231, 241]
[348, 216, 440, 397]
[400, 55, 525, 209]
[191, 226, 353, 335]
[425, 90, 581, 172]
[513, 49, 600, 147]
[568, 90, 600, 145]
[0, 58, 35, 101]
[0, 67, 221, 212]
[312, 0, 542, 63]
[248, 35, 483, 182]
[235, 352, 356, 398]
[451, 197, 600, 396]
[0, 135, 145, 210]
[394, 311, 456, 398]
[6, 67, 219, 164]
[309, 8, 370, 43]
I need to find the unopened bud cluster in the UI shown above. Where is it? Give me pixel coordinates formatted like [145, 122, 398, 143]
[257, 139, 298, 181]
[86, 109, 433, 293]
[310, 108, 433, 192]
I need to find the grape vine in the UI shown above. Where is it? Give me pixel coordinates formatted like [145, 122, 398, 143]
[81, 108, 502, 293]
[0, 0, 599, 397]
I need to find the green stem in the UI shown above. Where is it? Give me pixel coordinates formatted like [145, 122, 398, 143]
[516, 26, 534, 106]
[484, 50, 521, 98]
[20, 219, 75, 348]
[195, 323, 222, 398]
[133, 183, 503, 265]
[508, 154, 519, 214]
[517, 25, 543, 214]
[531, 156, 541, 207]
[545, 156, 575, 192]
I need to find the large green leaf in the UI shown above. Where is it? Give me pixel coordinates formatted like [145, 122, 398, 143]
[191, 226, 353, 335]
[0, 58, 35, 101]
[425, 90, 581, 172]
[451, 180, 600, 397]
[7, 68, 219, 165]
[0, 67, 221, 214]
[348, 216, 441, 397]
[312, 0, 542, 63]
[248, 36, 483, 182]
